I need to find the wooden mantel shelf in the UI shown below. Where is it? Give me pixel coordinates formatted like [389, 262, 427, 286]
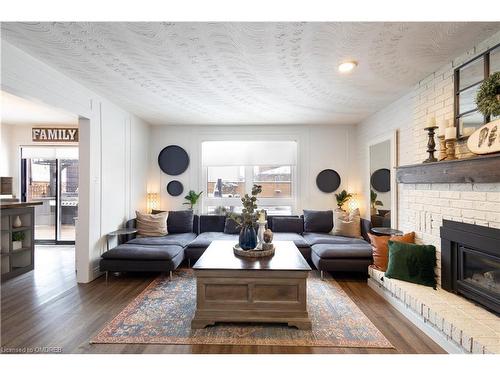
[396, 154, 500, 184]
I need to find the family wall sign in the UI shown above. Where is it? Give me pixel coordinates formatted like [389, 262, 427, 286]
[32, 127, 79, 142]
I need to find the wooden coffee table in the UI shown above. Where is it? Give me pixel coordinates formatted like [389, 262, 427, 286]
[191, 240, 312, 330]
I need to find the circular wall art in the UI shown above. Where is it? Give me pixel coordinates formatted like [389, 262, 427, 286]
[370, 168, 391, 192]
[158, 145, 190, 175]
[316, 169, 341, 193]
[166, 180, 184, 197]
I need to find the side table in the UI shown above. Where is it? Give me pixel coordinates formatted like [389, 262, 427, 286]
[370, 227, 403, 236]
[106, 228, 138, 250]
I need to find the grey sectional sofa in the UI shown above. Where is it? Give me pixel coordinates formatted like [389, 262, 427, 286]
[99, 210, 373, 279]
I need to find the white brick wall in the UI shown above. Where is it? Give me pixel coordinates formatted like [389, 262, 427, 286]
[353, 31, 500, 285]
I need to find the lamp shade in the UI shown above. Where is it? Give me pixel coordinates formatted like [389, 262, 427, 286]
[347, 194, 360, 212]
[146, 193, 160, 213]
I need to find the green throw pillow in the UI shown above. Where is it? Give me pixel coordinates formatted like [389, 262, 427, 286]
[385, 241, 437, 288]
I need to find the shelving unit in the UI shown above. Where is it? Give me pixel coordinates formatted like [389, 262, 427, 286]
[1, 204, 38, 281]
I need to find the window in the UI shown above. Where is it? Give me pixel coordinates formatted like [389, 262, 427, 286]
[454, 43, 500, 137]
[253, 166, 292, 198]
[202, 141, 297, 215]
[207, 166, 245, 198]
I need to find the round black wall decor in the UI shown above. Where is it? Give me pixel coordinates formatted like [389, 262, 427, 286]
[167, 180, 184, 196]
[371, 168, 391, 192]
[158, 145, 190, 175]
[316, 169, 341, 193]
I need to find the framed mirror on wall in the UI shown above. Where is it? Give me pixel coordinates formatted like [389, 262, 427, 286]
[454, 43, 500, 138]
[367, 131, 398, 229]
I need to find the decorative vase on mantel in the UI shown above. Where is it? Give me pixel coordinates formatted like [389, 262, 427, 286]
[239, 224, 257, 250]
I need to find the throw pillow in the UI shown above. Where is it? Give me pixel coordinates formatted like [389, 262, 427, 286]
[271, 217, 304, 234]
[167, 210, 194, 233]
[385, 241, 437, 288]
[368, 232, 415, 271]
[303, 210, 333, 233]
[135, 211, 168, 237]
[223, 217, 240, 234]
[331, 208, 361, 238]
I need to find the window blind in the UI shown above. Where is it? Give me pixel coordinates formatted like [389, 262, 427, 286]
[202, 141, 297, 166]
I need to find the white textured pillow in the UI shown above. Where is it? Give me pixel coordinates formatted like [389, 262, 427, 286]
[136, 211, 168, 237]
[331, 208, 361, 238]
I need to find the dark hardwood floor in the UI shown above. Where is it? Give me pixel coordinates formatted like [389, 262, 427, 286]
[0, 246, 445, 354]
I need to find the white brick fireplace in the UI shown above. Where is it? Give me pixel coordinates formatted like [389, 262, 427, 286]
[353, 30, 500, 286]
[354, 30, 500, 354]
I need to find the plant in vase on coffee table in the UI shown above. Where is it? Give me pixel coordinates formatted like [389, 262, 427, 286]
[229, 184, 262, 250]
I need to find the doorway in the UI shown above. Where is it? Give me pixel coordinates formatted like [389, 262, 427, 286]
[21, 146, 79, 244]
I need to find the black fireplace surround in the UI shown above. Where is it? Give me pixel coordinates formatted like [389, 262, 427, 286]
[441, 220, 500, 315]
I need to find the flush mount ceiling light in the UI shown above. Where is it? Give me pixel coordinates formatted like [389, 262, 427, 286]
[338, 61, 358, 73]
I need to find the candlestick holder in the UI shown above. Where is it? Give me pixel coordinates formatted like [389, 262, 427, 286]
[423, 126, 438, 163]
[445, 139, 457, 160]
[256, 220, 267, 250]
[438, 135, 446, 161]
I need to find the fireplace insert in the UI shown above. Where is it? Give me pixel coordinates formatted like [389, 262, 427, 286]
[441, 220, 500, 315]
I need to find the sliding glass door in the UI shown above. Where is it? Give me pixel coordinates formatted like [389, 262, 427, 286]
[21, 147, 78, 244]
[58, 159, 78, 241]
[24, 157, 57, 241]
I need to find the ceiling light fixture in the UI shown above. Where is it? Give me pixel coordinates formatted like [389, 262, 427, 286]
[338, 61, 358, 73]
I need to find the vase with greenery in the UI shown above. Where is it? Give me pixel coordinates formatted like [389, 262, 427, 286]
[229, 184, 262, 250]
[476, 72, 500, 119]
[12, 231, 25, 250]
[370, 189, 383, 215]
[182, 190, 203, 211]
[334, 189, 352, 211]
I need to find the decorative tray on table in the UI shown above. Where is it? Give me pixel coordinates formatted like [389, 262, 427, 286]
[233, 244, 275, 258]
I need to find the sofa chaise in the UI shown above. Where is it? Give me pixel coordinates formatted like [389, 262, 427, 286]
[99, 211, 198, 279]
[99, 210, 373, 279]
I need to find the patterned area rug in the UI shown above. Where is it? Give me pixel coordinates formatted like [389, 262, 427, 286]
[91, 270, 393, 348]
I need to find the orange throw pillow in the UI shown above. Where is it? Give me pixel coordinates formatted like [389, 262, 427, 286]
[368, 232, 415, 271]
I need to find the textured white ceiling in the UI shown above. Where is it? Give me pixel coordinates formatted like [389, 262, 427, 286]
[1, 22, 499, 126]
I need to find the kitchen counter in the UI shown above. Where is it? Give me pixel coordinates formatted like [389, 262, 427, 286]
[0, 201, 43, 209]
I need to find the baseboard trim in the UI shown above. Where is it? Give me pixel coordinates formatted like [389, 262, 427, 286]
[92, 266, 104, 281]
[367, 278, 466, 354]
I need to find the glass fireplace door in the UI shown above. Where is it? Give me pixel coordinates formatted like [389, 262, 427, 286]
[459, 246, 500, 298]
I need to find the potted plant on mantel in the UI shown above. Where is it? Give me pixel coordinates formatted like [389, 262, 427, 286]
[229, 184, 262, 250]
[334, 189, 352, 211]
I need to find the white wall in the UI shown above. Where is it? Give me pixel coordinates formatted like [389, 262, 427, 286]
[349, 92, 414, 218]
[0, 123, 13, 188]
[148, 124, 352, 214]
[351, 31, 500, 285]
[1, 41, 151, 283]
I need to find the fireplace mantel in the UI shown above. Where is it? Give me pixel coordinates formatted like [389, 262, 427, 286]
[396, 154, 500, 184]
